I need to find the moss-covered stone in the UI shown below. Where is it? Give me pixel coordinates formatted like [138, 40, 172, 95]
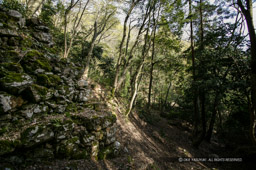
[20, 36, 33, 48]
[20, 104, 49, 118]
[26, 147, 54, 160]
[0, 50, 20, 63]
[20, 50, 52, 73]
[0, 63, 23, 76]
[0, 12, 9, 23]
[21, 125, 54, 148]
[98, 146, 113, 160]
[0, 140, 20, 156]
[36, 74, 60, 87]
[0, 72, 33, 95]
[56, 136, 84, 159]
[22, 84, 52, 103]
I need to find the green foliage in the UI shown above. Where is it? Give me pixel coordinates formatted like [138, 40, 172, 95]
[2, 0, 26, 15]
[39, 0, 57, 28]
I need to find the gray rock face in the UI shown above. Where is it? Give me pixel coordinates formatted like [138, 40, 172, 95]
[21, 104, 48, 118]
[0, 29, 19, 37]
[0, 92, 23, 113]
[8, 10, 22, 20]
[22, 84, 52, 103]
[35, 26, 49, 32]
[77, 91, 89, 102]
[21, 125, 54, 148]
[18, 18, 25, 28]
[77, 79, 88, 88]
[33, 32, 52, 44]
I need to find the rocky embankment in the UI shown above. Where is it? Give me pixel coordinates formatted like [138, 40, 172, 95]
[0, 6, 119, 167]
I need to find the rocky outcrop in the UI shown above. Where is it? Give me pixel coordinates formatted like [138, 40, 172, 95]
[0, 6, 119, 165]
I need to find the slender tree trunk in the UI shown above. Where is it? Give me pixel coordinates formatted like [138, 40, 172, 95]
[189, 0, 199, 139]
[126, 1, 154, 115]
[205, 93, 219, 142]
[237, 0, 256, 145]
[82, 22, 97, 79]
[114, 3, 152, 94]
[164, 82, 172, 109]
[126, 62, 144, 116]
[113, 1, 139, 96]
[192, 0, 206, 148]
[147, 7, 158, 109]
[148, 60, 154, 109]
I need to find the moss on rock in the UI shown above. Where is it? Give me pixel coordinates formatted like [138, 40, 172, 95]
[36, 74, 60, 87]
[0, 63, 23, 76]
[22, 84, 51, 102]
[0, 140, 20, 156]
[0, 50, 20, 63]
[21, 125, 54, 148]
[21, 50, 52, 73]
[0, 72, 33, 95]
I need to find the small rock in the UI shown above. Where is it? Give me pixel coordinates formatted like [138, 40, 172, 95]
[35, 26, 49, 32]
[124, 147, 129, 153]
[77, 79, 88, 88]
[18, 18, 25, 28]
[35, 68, 45, 74]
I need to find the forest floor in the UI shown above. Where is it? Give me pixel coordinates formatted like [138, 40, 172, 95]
[24, 83, 254, 170]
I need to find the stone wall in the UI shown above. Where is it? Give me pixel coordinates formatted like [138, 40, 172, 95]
[0, 6, 119, 165]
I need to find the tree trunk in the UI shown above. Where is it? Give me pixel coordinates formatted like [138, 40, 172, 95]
[113, 1, 139, 96]
[126, 62, 144, 116]
[205, 93, 219, 142]
[82, 22, 98, 79]
[237, 0, 256, 145]
[192, 0, 205, 148]
[164, 82, 172, 109]
[114, 3, 152, 94]
[189, 0, 199, 138]
[147, 6, 158, 109]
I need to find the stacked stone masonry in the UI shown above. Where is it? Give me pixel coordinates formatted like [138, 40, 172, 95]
[0, 6, 119, 164]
